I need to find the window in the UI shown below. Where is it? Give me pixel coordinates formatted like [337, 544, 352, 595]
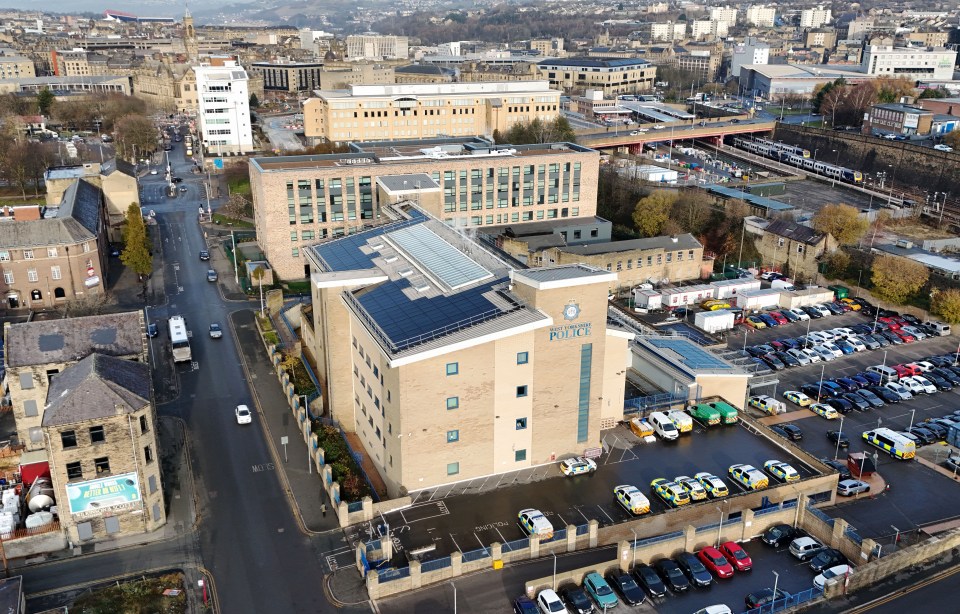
[517, 351, 529, 365]
[61, 430, 77, 449]
[516, 385, 528, 397]
[149, 475, 158, 494]
[3, 271, 12, 285]
[515, 449, 527, 462]
[516, 418, 527, 430]
[447, 430, 459, 443]
[51, 266, 61, 280]
[89, 425, 105, 443]
[446, 397, 459, 410]
[47, 247, 58, 258]
[66, 462, 83, 479]
[140, 415, 149, 433]
[797, 244, 805, 254]
[777, 237, 785, 247]
[23, 400, 37, 417]
[0, 251, 8, 261]
[446, 362, 459, 376]
[144, 445, 153, 463]
[447, 462, 460, 475]
[27, 269, 38, 282]
[23, 249, 34, 259]
[94, 457, 110, 474]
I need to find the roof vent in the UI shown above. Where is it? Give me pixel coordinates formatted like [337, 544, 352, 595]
[671, 235, 678, 243]
[398, 268, 413, 277]
[384, 255, 399, 263]
[415, 283, 431, 293]
[371, 242, 384, 250]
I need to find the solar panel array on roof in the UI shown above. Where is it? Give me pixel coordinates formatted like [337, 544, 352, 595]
[311, 215, 423, 272]
[385, 224, 493, 291]
[648, 337, 732, 370]
[357, 280, 507, 350]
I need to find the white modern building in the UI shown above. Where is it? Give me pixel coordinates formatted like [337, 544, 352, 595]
[731, 37, 771, 78]
[745, 6, 777, 28]
[646, 22, 687, 42]
[709, 6, 738, 27]
[692, 20, 729, 40]
[346, 35, 409, 60]
[861, 45, 957, 80]
[194, 61, 254, 155]
[800, 6, 832, 28]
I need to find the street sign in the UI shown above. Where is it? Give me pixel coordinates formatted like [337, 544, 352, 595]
[214, 158, 224, 169]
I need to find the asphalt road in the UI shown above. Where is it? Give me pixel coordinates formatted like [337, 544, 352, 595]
[727, 309, 960, 539]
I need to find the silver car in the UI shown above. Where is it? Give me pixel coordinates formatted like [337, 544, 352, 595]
[209, 323, 223, 339]
[837, 479, 870, 496]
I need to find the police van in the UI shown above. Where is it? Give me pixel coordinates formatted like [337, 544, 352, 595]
[649, 411, 680, 440]
[614, 485, 651, 515]
[862, 427, 916, 459]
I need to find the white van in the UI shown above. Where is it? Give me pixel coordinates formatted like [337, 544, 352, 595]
[667, 409, 693, 433]
[924, 321, 951, 336]
[867, 365, 899, 383]
[649, 411, 680, 440]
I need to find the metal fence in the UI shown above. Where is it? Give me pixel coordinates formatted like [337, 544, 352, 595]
[576, 524, 590, 536]
[544, 528, 567, 543]
[633, 530, 685, 549]
[501, 537, 530, 553]
[421, 557, 452, 573]
[623, 392, 687, 414]
[365, 539, 381, 553]
[844, 526, 863, 546]
[742, 586, 823, 613]
[805, 506, 835, 528]
[348, 501, 364, 513]
[378, 567, 411, 583]
[462, 548, 491, 563]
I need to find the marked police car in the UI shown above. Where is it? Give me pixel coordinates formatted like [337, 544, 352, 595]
[614, 485, 651, 515]
[518, 508, 554, 539]
[764, 460, 801, 483]
[559, 457, 598, 477]
[810, 403, 839, 420]
[694, 472, 730, 498]
[728, 464, 769, 490]
[651, 478, 691, 507]
[675, 475, 708, 501]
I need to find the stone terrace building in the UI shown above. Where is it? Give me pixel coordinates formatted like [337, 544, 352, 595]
[42, 354, 165, 543]
[249, 137, 599, 279]
[757, 219, 837, 280]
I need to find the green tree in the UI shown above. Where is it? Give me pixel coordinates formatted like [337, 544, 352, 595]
[943, 130, 960, 149]
[919, 87, 950, 99]
[498, 117, 577, 145]
[114, 114, 158, 162]
[121, 203, 153, 281]
[931, 288, 960, 323]
[632, 190, 677, 237]
[36, 87, 55, 115]
[811, 203, 869, 245]
[249, 93, 260, 108]
[870, 254, 928, 305]
[822, 250, 851, 279]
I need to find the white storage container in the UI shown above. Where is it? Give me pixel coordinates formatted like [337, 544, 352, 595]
[633, 288, 662, 310]
[710, 278, 761, 299]
[695, 309, 736, 333]
[736, 289, 782, 310]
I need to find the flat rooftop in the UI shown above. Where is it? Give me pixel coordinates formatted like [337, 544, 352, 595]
[319, 80, 555, 99]
[5, 311, 143, 368]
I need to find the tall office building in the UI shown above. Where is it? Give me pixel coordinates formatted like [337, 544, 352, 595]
[194, 61, 253, 155]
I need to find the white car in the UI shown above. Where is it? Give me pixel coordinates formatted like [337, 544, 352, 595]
[906, 375, 937, 394]
[800, 348, 822, 363]
[787, 348, 811, 365]
[651, 124, 665, 129]
[235, 404, 252, 424]
[846, 336, 866, 352]
[209, 323, 223, 338]
[812, 304, 832, 317]
[934, 143, 953, 152]
[884, 381, 913, 400]
[150, 169, 158, 175]
[812, 345, 836, 361]
[806, 331, 829, 344]
[788, 308, 810, 321]
[822, 342, 844, 358]
[813, 564, 853, 590]
[898, 376, 926, 395]
[831, 327, 853, 339]
[536, 589, 569, 614]
[913, 361, 935, 372]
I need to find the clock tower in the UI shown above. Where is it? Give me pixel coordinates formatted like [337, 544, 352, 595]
[183, 7, 198, 62]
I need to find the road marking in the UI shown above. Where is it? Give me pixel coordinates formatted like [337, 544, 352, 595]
[449, 533, 463, 554]
[473, 533, 489, 552]
[477, 475, 492, 492]
[251, 462, 275, 472]
[596, 505, 615, 524]
[494, 527, 509, 545]
[575, 507, 590, 523]
[556, 513, 568, 527]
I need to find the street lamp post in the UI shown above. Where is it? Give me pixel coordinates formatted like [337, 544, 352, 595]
[882, 349, 888, 368]
[817, 363, 826, 401]
[630, 529, 638, 569]
[831, 149, 840, 186]
[834, 415, 844, 459]
[716, 506, 725, 547]
[552, 552, 558, 590]
[908, 409, 916, 432]
[891, 525, 900, 546]
[450, 582, 457, 614]
[772, 571, 780, 603]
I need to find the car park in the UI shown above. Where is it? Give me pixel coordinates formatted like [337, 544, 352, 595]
[728, 464, 768, 490]
[854, 388, 884, 408]
[868, 385, 901, 404]
[801, 348, 822, 363]
[924, 371, 952, 391]
[802, 306, 823, 319]
[745, 588, 790, 609]
[812, 345, 836, 361]
[632, 564, 667, 598]
[653, 558, 690, 592]
[614, 485, 651, 515]
[841, 393, 870, 412]
[884, 382, 912, 400]
[809, 548, 847, 572]
[788, 308, 810, 321]
[800, 383, 832, 400]
[762, 524, 801, 547]
[558, 586, 592, 614]
[931, 367, 960, 385]
[780, 309, 800, 323]
[519, 509, 554, 539]
[898, 376, 928, 395]
[582, 573, 618, 609]
[560, 457, 597, 476]
[652, 478, 691, 507]
[235, 404, 252, 424]
[764, 460, 800, 482]
[813, 564, 853, 590]
[676, 551, 713, 587]
[695, 472, 730, 498]
[719, 541, 752, 571]
[675, 475, 708, 501]
[698, 546, 735, 579]
[776, 351, 800, 367]
[605, 572, 645, 606]
[826, 397, 854, 415]
[789, 537, 824, 561]
[809, 403, 839, 420]
[786, 348, 811, 365]
[536, 589, 568, 614]
[837, 479, 870, 496]
[761, 353, 785, 370]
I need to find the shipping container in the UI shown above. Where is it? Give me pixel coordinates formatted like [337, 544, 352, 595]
[661, 284, 717, 308]
[736, 289, 782, 310]
[779, 288, 836, 309]
[695, 309, 736, 333]
[633, 288, 663, 310]
[710, 278, 762, 299]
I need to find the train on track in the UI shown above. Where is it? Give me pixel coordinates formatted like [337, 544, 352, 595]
[729, 137, 863, 184]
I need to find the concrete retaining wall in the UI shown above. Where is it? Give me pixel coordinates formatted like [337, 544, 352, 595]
[4, 530, 68, 559]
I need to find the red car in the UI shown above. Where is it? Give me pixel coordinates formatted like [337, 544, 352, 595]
[896, 331, 916, 343]
[769, 311, 788, 325]
[899, 363, 922, 376]
[697, 546, 735, 579]
[719, 541, 753, 572]
[879, 317, 902, 330]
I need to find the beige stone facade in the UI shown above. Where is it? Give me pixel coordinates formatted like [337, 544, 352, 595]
[305, 216, 630, 496]
[756, 219, 837, 281]
[250, 138, 599, 279]
[536, 58, 656, 96]
[0, 54, 35, 79]
[45, 162, 140, 242]
[304, 81, 561, 143]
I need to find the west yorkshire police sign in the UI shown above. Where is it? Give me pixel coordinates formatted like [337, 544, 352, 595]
[550, 302, 592, 341]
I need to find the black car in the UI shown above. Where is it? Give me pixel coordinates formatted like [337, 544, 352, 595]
[925, 372, 953, 391]
[163, 144, 173, 151]
[854, 389, 885, 408]
[746, 588, 790, 608]
[868, 333, 890, 348]
[146, 322, 158, 338]
[781, 309, 800, 323]
[761, 353, 785, 371]
[849, 374, 871, 388]
[921, 421, 948, 439]
[199, 250, 210, 261]
[632, 564, 667, 598]
[833, 378, 860, 392]
[761, 523, 801, 547]
[800, 383, 831, 401]
[776, 351, 801, 367]
[513, 596, 538, 614]
[882, 331, 904, 345]
[901, 313, 921, 326]
[820, 459, 852, 480]
[653, 558, 690, 592]
[826, 397, 853, 414]
[770, 425, 790, 439]
[172, 176, 183, 183]
[675, 552, 712, 588]
[932, 367, 960, 385]
[850, 324, 872, 334]
[868, 385, 901, 404]
[559, 585, 594, 614]
[746, 345, 769, 358]
[824, 302, 845, 315]
[905, 426, 937, 445]
[841, 393, 870, 412]
[605, 572, 646, 606]
[802, 305, 824, 319]
[779, 424, 803, 441]
[809, 548, 847, 572]
[878, 308, 899, 318]
[827, 430, 849, 449]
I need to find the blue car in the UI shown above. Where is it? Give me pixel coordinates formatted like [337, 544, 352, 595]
[821, 381, 844, 396]
[835, 377, 861, 391]
[583, 572, 619, 609]
[779, 338, 800, 349]
[835, 340, 856, 355]
[512, 597, 538, 614]
[849, 374, 871, 388]
[758, 314, 778, 327]
[858, 371, 882, 385]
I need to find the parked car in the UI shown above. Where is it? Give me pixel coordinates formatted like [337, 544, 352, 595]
[697, 546, 735, 579]
[778, 424, 804, 440]
[653, 558, 690, 592]
[582, 572, 618, 609]
[745, 588, 790, 609]
[559, 586, 593, 614]
[854, 389, 885, 408]
[827, 430, 849, 449]
[632, 564, 667, 598]
[789, 537, 824, 561]
[676, 552, 713, 587]
[809, 548, 847, 572]
[536, 589, 568, 614]
[841, 393, 870, 412]
[820, 459, 852, 480]
[514, 596, 539, 614]
[605, 572, 645, 606]
[837, 479, 870, 496]
[719, 541, 752, 571]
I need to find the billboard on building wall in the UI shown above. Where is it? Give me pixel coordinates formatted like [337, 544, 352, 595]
[66, 472, 141, 515]
[904, 114, 919, 129]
